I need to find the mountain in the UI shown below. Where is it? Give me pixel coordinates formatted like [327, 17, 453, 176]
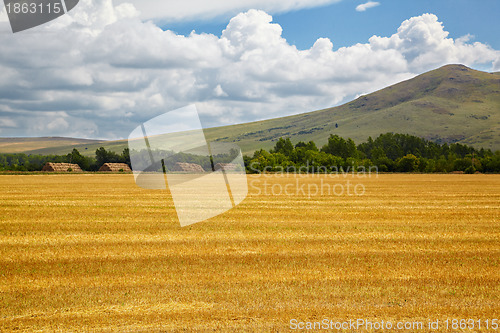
[1, 64, 499, 156]
[205, 64, 500, 153]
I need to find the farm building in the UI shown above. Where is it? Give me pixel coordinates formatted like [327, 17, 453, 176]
[171, 162, 205, 173]
[214, 163, 240, 171]
[99, 163, 132, 172]
[42, 163, 82, 172]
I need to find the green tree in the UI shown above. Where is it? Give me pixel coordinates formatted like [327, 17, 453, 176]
[95, 147, 121, 166]
[121, 148, 131, 166]
[322, 135, 358, 159]
[397, 154, 420, 172]
[272, 137, 294, 157]
[67, 148, 91, 170]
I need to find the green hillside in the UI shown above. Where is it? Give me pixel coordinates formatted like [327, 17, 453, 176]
[205, 64, 500, 153]
[1, 64, 499, 156]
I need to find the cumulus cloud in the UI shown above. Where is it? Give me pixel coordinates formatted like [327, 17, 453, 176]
[369, 14, 499, 72]
[356, 1, 380, 12]
[0, 0, 498, 139]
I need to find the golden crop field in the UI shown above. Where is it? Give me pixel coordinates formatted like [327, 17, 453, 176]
[0, 174, 499, 332]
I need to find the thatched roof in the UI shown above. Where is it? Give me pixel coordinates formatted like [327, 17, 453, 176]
[99, 163, 132, 172]
[214, 163, 240, 171]
[171, 162, 205, 173]
[42, 163, 82, 172]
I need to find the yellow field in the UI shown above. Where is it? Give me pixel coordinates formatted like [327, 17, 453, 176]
[0, 174, 499, 332]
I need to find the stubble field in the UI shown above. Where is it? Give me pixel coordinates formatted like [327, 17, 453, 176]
[0, 174, 499, 332]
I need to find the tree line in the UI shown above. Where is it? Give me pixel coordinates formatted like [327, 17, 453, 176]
[243, 133, 500, 173]
[1, 133, 499, 173]
[0, 147, 130, 171]
[0, 146, 239, 172]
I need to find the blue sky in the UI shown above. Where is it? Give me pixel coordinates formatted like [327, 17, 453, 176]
[166, 0, 500, 52]
[0, 0, 499, 138]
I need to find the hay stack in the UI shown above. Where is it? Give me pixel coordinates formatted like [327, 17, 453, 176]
[171, 162, 205, 173]
[42, 162, 82, 172]
[99, 163, 132, 172]
[214, 163, 240, 171]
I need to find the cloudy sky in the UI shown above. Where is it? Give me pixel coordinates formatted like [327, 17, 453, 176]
[0, 0, 499, 139]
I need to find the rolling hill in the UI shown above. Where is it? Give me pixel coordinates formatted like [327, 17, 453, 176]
[1, 64, 499, 156]
[0, 137, 105, 154]
[205, 64, 500, 153]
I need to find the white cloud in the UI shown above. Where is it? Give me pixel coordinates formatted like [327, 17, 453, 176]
[368, 13, 499, 72]
[0, 1, 498, 139]
[356, 1, 380, 12]
[214, 85, 228, 97]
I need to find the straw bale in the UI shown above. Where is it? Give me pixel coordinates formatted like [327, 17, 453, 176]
[171, 162, 205, 173]
[99, 163, 132, 172]
[42, 162, 82, 172]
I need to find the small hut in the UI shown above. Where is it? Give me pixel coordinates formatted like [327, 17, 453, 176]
[99, 163, 132, 172]
[42, 162, 82, 172]
[171, 162, 205, 173]
[214, 163, 240, 172]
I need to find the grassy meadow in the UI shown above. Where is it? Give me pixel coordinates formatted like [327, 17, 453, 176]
[0, 174, 499, 331]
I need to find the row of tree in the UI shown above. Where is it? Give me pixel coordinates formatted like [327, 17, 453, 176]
[243, 133, 500, 173]
[0, 147, 131, 171]
[0, 146, 239, 172]
[1, 133, 499, 173]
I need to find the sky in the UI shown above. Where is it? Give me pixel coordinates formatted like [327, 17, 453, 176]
[0, 0, 498, 139]
[165, 0, 500, 52]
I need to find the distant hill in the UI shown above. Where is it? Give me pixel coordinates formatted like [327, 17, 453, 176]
[205, 64, 500, 153]
[0, 137, 105, 154]
[1, 64, 499, 156]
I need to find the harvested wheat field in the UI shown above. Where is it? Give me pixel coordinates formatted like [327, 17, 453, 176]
[0, 174, 499, 332]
